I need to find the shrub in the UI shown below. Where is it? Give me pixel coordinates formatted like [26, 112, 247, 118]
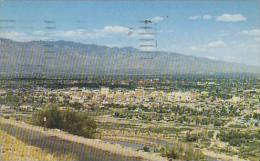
[33, 105, 62, 129]
[164, 143, 205, 161]
[186, 131, 198, 142]
[33, 104, 97, 138]
[166, 146, 179, 159]
[70, 102, 84, 110]
[213, 119, 223, 126]
[4, 115, 10, 119]
[201, 118, 210, 125]
[143, 146, 150, 152]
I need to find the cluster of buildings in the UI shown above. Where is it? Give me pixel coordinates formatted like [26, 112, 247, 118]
[0, 83, 259, 126]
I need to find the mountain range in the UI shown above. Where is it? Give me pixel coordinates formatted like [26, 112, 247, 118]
[0, 38, 258, 78]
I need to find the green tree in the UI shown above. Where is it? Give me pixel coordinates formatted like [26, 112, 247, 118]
[33, 104, 97, 139]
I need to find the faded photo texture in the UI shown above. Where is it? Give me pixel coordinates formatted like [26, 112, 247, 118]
[0, 0, 259, 161]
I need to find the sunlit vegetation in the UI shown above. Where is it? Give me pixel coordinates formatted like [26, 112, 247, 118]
[218, 129, 260, 160]
[161, 143, 206, 161]
[32, 104, 97, 139]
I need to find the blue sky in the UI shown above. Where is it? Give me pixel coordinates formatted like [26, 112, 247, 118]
[0, 0, 259, 66]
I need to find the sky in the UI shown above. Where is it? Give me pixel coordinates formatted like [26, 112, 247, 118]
[0, 0, 259, 66]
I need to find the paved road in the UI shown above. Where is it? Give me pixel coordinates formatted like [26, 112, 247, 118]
[0, 118, 167, 161]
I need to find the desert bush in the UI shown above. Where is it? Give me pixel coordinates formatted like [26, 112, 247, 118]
[163, 143, 205, 161]
[143, 146, 150, 152]
[186, 131, 198, 142]
[33, 104, 97, 138]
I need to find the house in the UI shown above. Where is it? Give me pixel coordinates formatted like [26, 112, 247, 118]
[19, 105, 33, 111]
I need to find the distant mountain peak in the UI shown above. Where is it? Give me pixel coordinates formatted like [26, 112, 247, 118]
[0, 38, 258, 78]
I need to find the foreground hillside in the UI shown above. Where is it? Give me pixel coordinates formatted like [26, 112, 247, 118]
[0, 118, 167, 161]
[0, 130, 74, 161]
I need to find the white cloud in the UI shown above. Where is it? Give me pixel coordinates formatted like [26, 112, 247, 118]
[54, 26, 131, 39]
[101, 26, 130, 34]
[0, 25, 133, 42]
[0, 31, 31, 41]
[216, 13, 246, 22]
[0, 31, 23, 37]
[189, 46, 203, 51]
[189, 40, 226, 51]
[203, 15, 212, 20]
[239, 29, 260, 43]
[207, 40, 226, 48]
[151, 16, 164, 23]
[205, 56, 218, 60]
[60, 30, 86, 37]
[188, 15, 212, 20]
[239, 29, 260, 37]
[188, 16, 201, 20]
